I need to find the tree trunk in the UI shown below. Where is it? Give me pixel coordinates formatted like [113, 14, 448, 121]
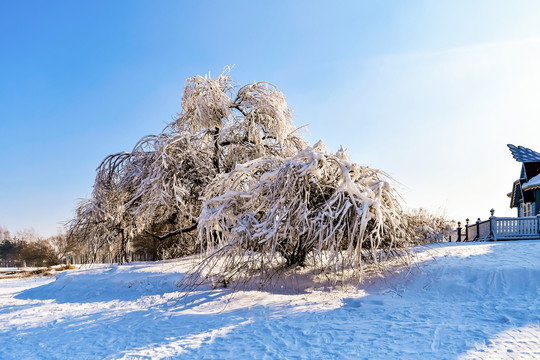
[120, 229, 128, 264]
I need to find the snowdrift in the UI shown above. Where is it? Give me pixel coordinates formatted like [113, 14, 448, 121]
[18, 261, 190, 303]
[404, 241, 540, 299]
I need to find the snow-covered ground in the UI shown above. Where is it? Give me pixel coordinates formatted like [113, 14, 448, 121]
[0, 241, 539, 359]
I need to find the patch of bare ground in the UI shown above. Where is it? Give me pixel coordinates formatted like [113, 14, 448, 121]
[0, 264, 76, 280]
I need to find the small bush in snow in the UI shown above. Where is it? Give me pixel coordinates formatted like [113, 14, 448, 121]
[403, 208, 455, 244]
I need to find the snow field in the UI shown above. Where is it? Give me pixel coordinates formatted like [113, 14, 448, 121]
[0, 241, 538, 359]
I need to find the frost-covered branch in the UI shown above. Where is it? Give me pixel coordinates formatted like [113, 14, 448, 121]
[69, 69, 439, 290]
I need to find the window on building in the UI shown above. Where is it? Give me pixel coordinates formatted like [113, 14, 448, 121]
[522, 203, 533, 217]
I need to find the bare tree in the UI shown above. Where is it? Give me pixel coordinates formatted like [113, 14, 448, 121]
[0, 228, 65, 267]
[0, 225, 10, 242]
[19, 240, 60, 267]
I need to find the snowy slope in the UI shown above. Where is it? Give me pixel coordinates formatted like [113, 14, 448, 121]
[0, 241, 539, 359]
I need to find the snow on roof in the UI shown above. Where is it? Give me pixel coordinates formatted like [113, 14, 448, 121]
[523, 173, 540, 190]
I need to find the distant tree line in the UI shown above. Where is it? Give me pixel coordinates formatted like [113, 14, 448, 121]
[0, 226, 72, 267]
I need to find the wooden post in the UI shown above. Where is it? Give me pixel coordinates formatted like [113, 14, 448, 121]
[465, 218, 469, 242]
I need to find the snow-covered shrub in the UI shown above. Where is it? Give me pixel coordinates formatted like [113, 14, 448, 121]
[403, 208, 454, 244]
[191, 141, 407, 287]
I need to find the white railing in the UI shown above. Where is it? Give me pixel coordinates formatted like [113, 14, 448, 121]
[459, 215, 540, 241]
[492, 216, 540, 240]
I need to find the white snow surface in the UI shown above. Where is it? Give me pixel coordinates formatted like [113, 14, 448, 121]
[0, 241, 539, 359]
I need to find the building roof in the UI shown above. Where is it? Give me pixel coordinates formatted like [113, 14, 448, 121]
[508, 144, 540, 162]
[508, 144, 540, 209]
[523, 173, 540, 191]
[510, 180, 522, 208]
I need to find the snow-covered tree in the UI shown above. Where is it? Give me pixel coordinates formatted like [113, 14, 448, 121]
[69, 69, 441, 288]
[68, 69, 305, 262]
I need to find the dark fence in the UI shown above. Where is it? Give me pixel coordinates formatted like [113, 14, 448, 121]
[64, 251, 154, 265]
[0, 260, 16, 268]
[1, 252, 155, 268]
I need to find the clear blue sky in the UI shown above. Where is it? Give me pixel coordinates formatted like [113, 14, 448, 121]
[2, 1, 540, 236]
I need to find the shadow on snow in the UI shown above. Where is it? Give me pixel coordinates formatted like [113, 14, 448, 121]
[1, 242, 538, 359]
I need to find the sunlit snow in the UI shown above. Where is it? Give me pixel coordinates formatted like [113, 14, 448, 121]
[0, 241, 539, 359]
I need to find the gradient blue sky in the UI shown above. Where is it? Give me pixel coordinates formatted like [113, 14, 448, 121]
[2, 1, 540, 236]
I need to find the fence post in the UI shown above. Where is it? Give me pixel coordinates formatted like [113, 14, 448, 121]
[476, 218, 480, 241]
[489, 210, 496, 241]
[457, 222, 462, 242]
[465, 218, 469, 241]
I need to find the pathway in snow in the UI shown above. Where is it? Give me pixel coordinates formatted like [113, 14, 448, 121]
[0, 241, 539, 359]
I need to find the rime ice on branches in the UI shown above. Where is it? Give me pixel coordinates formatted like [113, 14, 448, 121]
[69, 69, 442, 288]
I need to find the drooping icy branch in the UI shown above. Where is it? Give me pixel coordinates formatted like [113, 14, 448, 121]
[195, 141, 406, 285]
